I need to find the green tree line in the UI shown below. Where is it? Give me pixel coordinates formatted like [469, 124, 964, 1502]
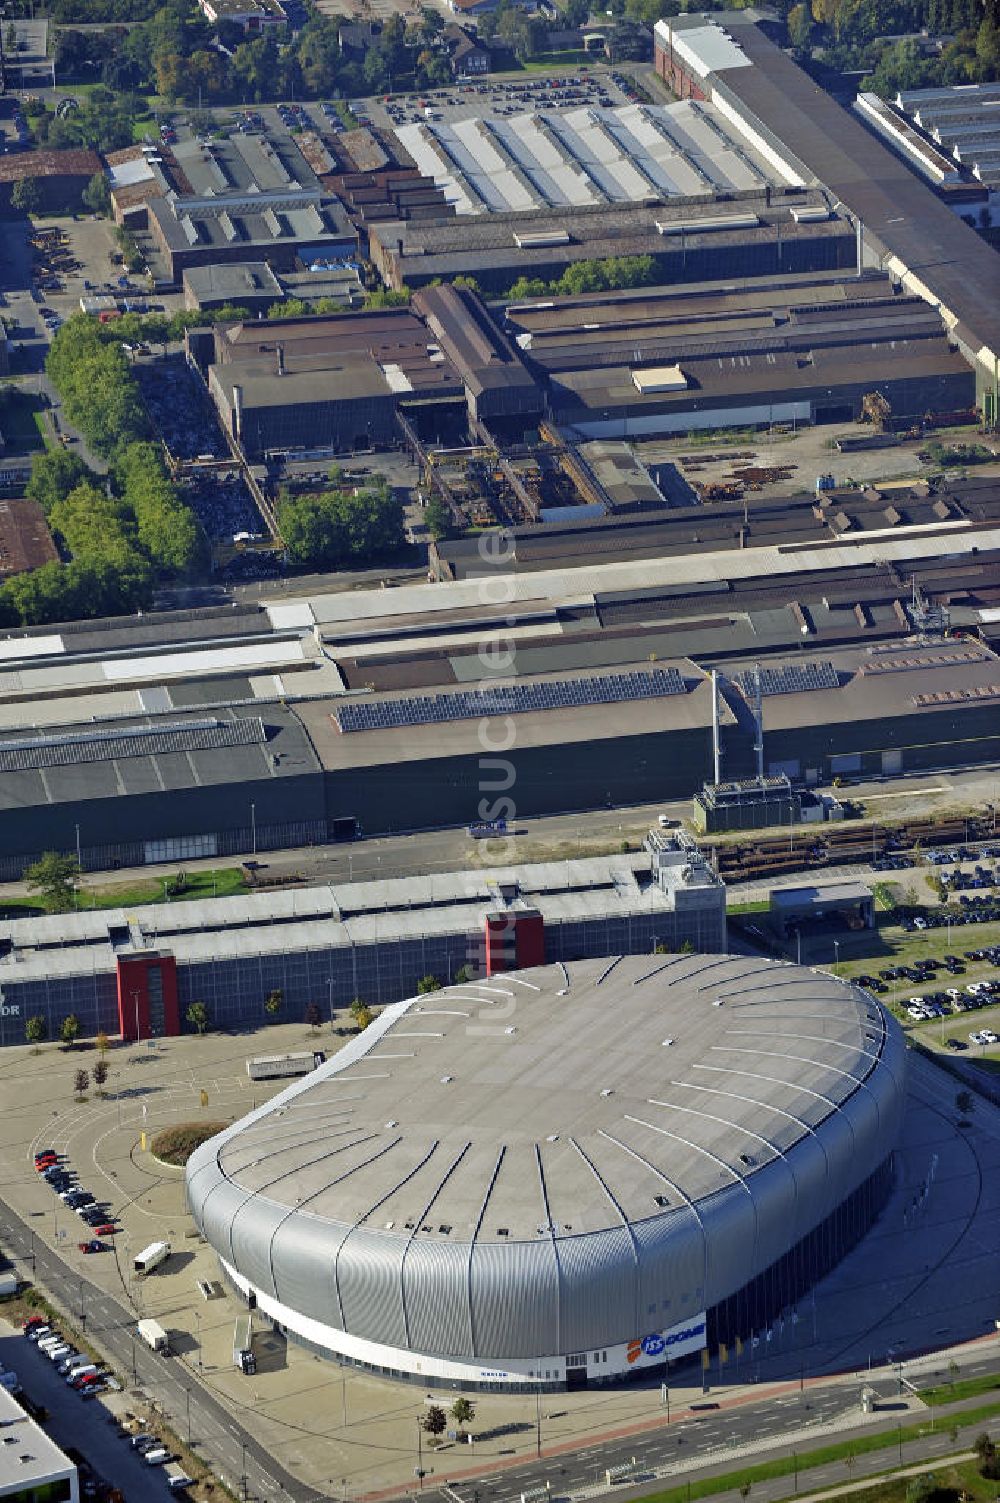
[43, 0, 475, 115]
[505, 254, 660, 301]
[1, 427, 205, 628]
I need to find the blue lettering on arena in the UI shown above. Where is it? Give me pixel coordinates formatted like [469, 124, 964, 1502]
[641, 1334, 665, 1357]
[666, 1321, 706, 1346]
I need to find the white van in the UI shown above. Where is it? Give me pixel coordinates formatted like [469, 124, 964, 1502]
[143, 1448, 169, 1466]
[37, 1337, 63, 1353]
[66, 1363, 98, 1383]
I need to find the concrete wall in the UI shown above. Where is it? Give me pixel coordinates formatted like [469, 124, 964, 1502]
[0, 769, 327, 881]
[325, 726, 716, 834]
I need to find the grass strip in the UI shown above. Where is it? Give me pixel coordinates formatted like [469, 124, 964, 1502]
[632, 1400, 1000, 1503]
[920, 1373, 1000, 1406]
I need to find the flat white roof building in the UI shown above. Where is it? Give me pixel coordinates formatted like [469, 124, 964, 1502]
[0, 1387, 78, 1503]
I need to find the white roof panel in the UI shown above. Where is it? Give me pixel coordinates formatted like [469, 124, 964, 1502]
[0, 633, 63, 663]
[101, 639, 307, 682]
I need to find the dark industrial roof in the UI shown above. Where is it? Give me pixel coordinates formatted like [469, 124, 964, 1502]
[0, 705, 318, 814]
[0, 148, 101, 182]
[696, 18, 1000, 366]
[370, 189, 847, 277]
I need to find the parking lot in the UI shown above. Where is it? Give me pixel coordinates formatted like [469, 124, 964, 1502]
[0, 1321, 190, 1501]
[354, 66, 637, 132]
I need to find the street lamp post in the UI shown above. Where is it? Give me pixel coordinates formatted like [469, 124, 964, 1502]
[834, 939, 840, 975]
[328, 975, 335, 1034]
[251, 801, 257, 857]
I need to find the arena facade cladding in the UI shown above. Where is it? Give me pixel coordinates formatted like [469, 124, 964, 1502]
[186, 954, 906, 1391]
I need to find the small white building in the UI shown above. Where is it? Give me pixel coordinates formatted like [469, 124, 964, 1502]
[0, 1386, 79, 1503]
[197, 0, 286, 31]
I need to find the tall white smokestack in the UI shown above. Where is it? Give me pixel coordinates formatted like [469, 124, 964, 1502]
[753, 664, 764, 783]
[711, 669, 722, 786]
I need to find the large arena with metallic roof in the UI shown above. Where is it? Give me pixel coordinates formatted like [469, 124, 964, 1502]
[186, 953, 905, 1391]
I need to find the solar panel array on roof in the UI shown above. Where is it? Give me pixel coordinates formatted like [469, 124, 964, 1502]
[736, 661, 839, 696]
[0, 716, 265, 772]
[335, 670, 686, 733]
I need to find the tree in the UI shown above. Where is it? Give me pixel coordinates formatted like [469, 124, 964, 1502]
[423, 495, 453, 541]
[278, 480, 404, 570]
[264, 988, 284, 1017]
[787, 2, 813, 46]
[956, 1089, 974, 1116]
[350, 998, 374, 1030]
[25, 448, 95, 514]
[72, 1067, 90, 1100]
[24, 852, 81, 913]
[92, 1059, 109, 1096]
[95, 1031, 110, 1058]
[363, 287, 410, 309]
[417, 975, 442, 994]
[186, 1000, 210, 1035]
[451, 1397, 476, 1430]
[25, 1015, 47, 1050]
[82, 171, 111, 216]
[304, 1001, 322, 1033]
[11, 177, 41, 215]
[60, 1014, 81, 1049]
[454, 964, 474, 984]
[422, 1404, 447, 1438]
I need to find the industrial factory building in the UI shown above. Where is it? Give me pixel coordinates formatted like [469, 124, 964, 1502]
[195, 268, 973, 456]
[855, 83, 1000, 212]
[1, 484, 1000, 875]
[653, 14, 1000, 419]
[505, 270, 975, 437]
[0, 844, 726, 1046]
[185, 954, 905, 1388]
[196, 284, 542, 456]
[109, 131, 357, 285]
[393, 98, 796, 215]
[368, 189, 854, 293]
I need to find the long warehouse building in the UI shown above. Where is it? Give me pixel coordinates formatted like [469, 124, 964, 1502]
[0, 843, 726, 1044]
[653, 14, 1000, 419]
[2, 497, 1000, 874]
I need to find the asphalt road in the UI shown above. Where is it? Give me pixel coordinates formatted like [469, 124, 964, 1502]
[409, 1376, 1000, 1503]
[0, 1196, 323, 1503]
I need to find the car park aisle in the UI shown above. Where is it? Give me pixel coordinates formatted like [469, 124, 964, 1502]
[1, 1320, 180, 1498]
